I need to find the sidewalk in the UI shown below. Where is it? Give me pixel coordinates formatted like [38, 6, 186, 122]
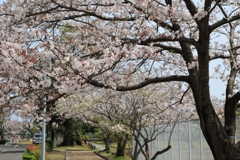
[90, 142, 105, 151]
[63, 142, 107, 160]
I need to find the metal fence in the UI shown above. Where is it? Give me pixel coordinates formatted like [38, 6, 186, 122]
[133, 116, 240, 160]
[133, 120, 216, 160]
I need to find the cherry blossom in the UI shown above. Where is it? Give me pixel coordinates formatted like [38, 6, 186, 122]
[0, 0, 240, 159]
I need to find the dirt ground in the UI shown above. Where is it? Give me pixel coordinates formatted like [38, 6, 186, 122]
[66, 151, 104, 160]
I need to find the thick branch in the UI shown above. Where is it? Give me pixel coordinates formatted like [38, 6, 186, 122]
[229, 92, 240, 110]
[140, 37, 198, 47]
[210, 55, 231, 60]
[183, 0, 197, 17]
[50, 0, 135, 21]
[151, 145, 171, 160]
[210, 14, 240, 33]
[87, 75, 190, 91]
[153, 44, 182, 54]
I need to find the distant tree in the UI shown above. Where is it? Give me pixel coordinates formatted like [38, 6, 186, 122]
[55, 83, 196, 159]
[55, 118, 95, 146]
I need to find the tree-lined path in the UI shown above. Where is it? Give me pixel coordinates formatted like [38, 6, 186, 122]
[1, 0, 240, 159]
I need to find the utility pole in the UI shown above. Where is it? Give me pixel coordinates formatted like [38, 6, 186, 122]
[41, 98, 46, 160]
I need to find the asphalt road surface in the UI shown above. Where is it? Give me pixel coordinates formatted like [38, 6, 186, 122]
[0, 152, 23, 160]
[0, 144, 26, 160]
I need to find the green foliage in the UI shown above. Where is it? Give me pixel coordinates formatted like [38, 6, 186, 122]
[25, 144, 48, 160]
[22, 151, 36, 160]
[114, 157, 129, 160]
[61, 119, 94, 146]
[0, 139, 6, 144]
[63, 128, 82, 146]
[46, 138, 53, 152]
[47, 117, 98, 146]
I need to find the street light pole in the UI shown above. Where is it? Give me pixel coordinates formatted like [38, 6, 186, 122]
[41, 100, 46, 160]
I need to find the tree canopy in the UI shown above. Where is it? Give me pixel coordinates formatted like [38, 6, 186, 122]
[1, 0, 240, 159]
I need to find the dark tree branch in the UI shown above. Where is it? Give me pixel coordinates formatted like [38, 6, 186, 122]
[183, 0, 198, 17]
[46, 93, 65, 105]
[210, 14, 240, 32]
[87, 75, 190, 91]
[140, 37, 199, 47]
[229, 92, 240, 110]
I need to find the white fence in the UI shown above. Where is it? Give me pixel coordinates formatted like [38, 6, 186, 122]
[133, 117, 240, 160]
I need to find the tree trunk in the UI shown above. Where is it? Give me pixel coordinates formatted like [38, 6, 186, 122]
[192, 20, 240, 159]
[224, 101, 236, 144]
[0, 130, 4, 140]
[132, 132, 141, 160]
[116, 134, 128, 157]
[103, 133, 110, 152]
[52, 130, 57, 148]
[144, 138, 150, 159]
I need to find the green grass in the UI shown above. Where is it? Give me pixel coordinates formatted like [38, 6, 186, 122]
[19, 139, 32, 145]
[46, 151, 65, 160]
[93, 141, 132, 160]
[19, 140, 132, 160]
[46, 145, 90, 160]
[98, 151, 131, 160]
[56, 145, 90, 151]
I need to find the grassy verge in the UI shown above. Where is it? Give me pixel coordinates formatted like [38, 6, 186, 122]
[21, 141, 132, 160]
[93, 141, 132, 160]
[46, 151, 65, 160]
[56, 145, 90, 151]
[97, 151, 131, 160]
[46, 145, 90, 160]
[19, 139, 32, 145]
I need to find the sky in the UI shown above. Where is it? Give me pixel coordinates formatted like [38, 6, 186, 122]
[209, 61, 225, 98]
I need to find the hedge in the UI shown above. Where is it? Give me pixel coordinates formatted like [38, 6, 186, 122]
[22, 151, 36, 160]
[0, 140, 6, 144]
[46, 138, 53, 152]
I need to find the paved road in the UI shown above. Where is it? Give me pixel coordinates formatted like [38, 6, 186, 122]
[0, 144, 26, 160]
[0, 152, 23, 160]
[0, 144, 26, 152]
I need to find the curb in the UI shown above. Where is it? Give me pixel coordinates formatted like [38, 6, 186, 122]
[0, 149, 6, 153]
[1, 149, 25, 153]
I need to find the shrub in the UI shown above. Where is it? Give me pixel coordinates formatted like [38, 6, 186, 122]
[0, 140, 6, 144]
[45, 138, 53, 152]
[25, 144, 41, 160]
[22, 151, 36, 160]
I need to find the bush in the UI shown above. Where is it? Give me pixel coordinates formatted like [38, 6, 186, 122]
[22, 151, 36, 160]
[25, 144, 41, 160]
[45, 138, 53, 152]
[24, 144, 49, 160]
[0, 140, 6, 144]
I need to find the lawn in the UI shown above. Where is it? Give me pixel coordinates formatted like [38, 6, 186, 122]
[46, 151, 65, 160]
[19, 139, 132, 160]
[53, 141, 132, 160]
[56, 145, 90, 151]
[93, 141, 132, 160]
[19, 139, 32, 145]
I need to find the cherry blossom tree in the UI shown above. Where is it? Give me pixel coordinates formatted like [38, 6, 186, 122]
[1, 0, 240, 159]
[92, 86, 185, 160]
[55, 83, 196, 159]
[3, 119, 33, 142]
